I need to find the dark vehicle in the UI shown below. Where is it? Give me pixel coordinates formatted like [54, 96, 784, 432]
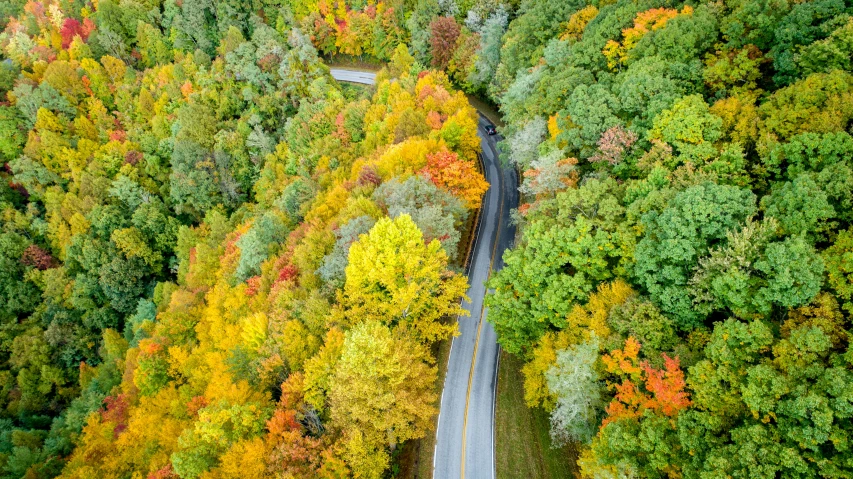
[485, 125, 497, 135]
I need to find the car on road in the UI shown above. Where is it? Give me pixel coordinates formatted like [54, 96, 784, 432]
[485, 125, 497, 135]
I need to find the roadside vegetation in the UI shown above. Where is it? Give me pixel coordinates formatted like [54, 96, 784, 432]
[495, 351, 577, 479]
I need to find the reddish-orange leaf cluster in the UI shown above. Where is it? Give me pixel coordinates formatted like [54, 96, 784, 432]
[59, 17, 94, 48]
[266, 374, 326, 476]
[109, 130, 127, 142]
[139, 338, 164, 356]
[81, 75, 94, 96]
[642, 355, 691, 417]
[426, 110, 443, 130]
[602, 338, 690, 425]
[333, 112, 351, 144]
[186, 395, 209, 417]
[101, 394, 130, 437]
[277, 264, 299, 284]
[147, 464, 177, 479]
[421, 150, 488, 209]
[21, 244, 56, 270]
[246, 275, 263, 296]
[521, 157, 578, 196]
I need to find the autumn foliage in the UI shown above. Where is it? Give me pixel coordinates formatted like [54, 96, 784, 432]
[429, 17, 462, 69]
[5, 0, 853, 477]
[602, 6, 693, 69]
[0, 0, 486, 473]
[602, 338, 690, 425]
[421, 150, 488, 209]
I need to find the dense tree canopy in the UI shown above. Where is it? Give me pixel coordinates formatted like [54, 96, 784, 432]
[0, 2, 487, 477]
[3, 0, 853, 477]
[468, 0, 853, 475]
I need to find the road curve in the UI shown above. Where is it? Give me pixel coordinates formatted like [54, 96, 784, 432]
[330, 68, 518, 479]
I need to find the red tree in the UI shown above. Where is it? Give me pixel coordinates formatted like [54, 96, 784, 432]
[21, 244, 56, 270]
[60, 18, 91, 49]
[429, 17, 461, 69]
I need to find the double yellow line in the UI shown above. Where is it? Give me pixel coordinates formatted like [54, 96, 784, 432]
[459, 130, 507, 479]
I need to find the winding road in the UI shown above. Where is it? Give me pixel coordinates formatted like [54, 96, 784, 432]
[330, 68, 518, 479]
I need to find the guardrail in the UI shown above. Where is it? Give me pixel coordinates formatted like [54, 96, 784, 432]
[462, 151, 487, 276]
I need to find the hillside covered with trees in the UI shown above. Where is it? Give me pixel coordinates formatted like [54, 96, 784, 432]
[2, 0, 853, 478]
[465, 0, 853, 478]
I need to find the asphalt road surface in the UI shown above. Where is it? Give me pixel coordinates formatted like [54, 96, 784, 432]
[330, 68, 518, 479]
[329, 68, 379, 85]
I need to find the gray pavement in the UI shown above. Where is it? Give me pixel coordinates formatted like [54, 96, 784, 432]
[329, 68, 517, 479]
[329, 68, 378, 85]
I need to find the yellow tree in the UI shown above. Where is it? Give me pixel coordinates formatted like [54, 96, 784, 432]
[340, 214, 467, 343]
[303, 328, 345, 411]
[329, 320, 438, 477]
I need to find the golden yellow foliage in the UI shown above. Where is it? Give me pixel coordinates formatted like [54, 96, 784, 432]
[214, 437, 268, 479]
[560, 6, 599, 42]
[330, 321, 437, 475]
[303, 328, 346, 411]
[341, 215, 467, 343]
[566, 280, 636, 342]
[373, 138, 443, 180]
[710, 94, 762, 147]
[522, 330, 573, 410]
[603, 7, 693, 69]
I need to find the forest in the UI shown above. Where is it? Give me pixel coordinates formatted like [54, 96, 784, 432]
[1, 0, 853, 478]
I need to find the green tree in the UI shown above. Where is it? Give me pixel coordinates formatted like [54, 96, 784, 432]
[468, 7, 508, 93]
[171, 400, 272, 479]
[487, 178, 631, 354]
[373, 175, 467, 262]
[768, 0, 847, 86]
[633, 182, 757, 329]
[495, 0, 586, 94]
[677, 315, 853, 478]
[796, 18, 853, 76]
[169, 140, 223, 219]
[760, 173, 836, 239]
[763, 131, 853, 179]
[758, 69, 853, 142]
[235, 212, 286, 282]
[616, 56, 694, 134]
[318, 216, 377, 292]
[0, 106, 26, 161]
[690, 217, 824, 319]
[648, 94, 722, 165]
[606, 295, 677, 357]
[406, 0, 441, 63]
[546, 338, 603, 445]
[0, 232, 40, 322]
[557, 84, 622, 159]
[823, 227, 853, 314]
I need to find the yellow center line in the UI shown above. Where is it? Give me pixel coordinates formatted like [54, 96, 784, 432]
[460, 133, 507, 479]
